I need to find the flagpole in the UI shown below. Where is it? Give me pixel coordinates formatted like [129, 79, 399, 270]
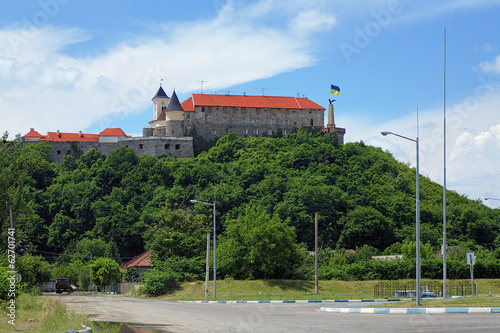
[443, 27, 447, 299]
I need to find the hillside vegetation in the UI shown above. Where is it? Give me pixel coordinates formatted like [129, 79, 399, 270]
[1, 129, 499, 295]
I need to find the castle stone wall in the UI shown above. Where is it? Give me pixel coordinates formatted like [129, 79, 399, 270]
[46, 136, 193, 163]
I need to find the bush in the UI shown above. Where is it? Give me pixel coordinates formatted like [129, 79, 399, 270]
[143, 268, 180, 296]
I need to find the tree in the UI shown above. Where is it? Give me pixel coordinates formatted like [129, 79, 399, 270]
[337, 206, 395, 250]
[16, 255, 52, 289]
[146, 207, 209, 281]
[217, 205, 302, 279]
[89, 258, 122, 291]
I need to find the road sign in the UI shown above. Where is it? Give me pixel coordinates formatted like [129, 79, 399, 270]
[466, 252, 476, 265]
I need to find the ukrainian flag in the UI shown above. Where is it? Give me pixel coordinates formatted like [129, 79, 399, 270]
[331, 85, 340, 95]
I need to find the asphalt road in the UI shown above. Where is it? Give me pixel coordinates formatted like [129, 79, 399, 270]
[52, 294, 500, 333]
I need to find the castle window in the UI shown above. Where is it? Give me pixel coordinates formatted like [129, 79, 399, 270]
[241, 118, 246, 123]
[254, 129, 259, 135]
[207, 116, 212, 122]
[270, 119, 275, 124]
[187, 120, 190, 126]
[139, 144, 144, 149]
[283, 130, 287, 135]
[285, 119, 289, 125]
[256, 119, 260, 124]
[175, 144, 180, 149]
[212, 129, 217, 135]
[201, 107, 205, 112]
[56, 150, 61, 155]
[245, 129, 248, 135]
[165, 144, 170, 149]
[223, 117, 227, 123]
[268, 129, 273, 135]
[310, 119, 314, 126]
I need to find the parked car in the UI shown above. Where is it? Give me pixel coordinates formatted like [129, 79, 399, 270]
[55, 277, 71, 294]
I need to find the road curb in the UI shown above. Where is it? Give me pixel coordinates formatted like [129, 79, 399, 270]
[320, 307, 500, 314]
[177, 299, 401, 304]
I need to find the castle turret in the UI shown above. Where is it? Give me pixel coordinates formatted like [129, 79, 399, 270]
[164, 90, 185, 137]
[152, 85, 170, 121]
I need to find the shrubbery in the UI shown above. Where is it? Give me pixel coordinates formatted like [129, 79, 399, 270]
[143, 268, 180, 296]
[318, 257, 500, 281]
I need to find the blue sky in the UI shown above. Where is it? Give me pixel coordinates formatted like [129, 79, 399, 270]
[1, 0, 500, 207]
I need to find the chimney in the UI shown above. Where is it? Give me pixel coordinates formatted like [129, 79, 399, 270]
[57, 130, 61, 138]
[30, 128, 34, 131]
[79, 131, 83, 137]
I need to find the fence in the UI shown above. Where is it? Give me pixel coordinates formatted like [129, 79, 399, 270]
[374, 280, 476, 298]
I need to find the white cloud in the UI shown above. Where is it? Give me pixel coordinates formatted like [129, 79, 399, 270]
[288, 10, 337, 39]
[479, 55, 500, 73]
[1, 1, 336, 138]
[354, 73, 500, 204]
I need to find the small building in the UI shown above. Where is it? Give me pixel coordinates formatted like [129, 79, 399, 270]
[120, 250, 152, 282]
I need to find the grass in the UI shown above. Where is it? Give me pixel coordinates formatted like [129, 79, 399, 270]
[0, 293, 91, 333]
[135, 279, 500, 302]
[371, 296, 500, 308]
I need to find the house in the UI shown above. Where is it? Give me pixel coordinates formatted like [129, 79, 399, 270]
[120, 250, 152, 282]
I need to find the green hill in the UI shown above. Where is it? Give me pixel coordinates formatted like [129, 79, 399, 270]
[1, 129, 499, 286]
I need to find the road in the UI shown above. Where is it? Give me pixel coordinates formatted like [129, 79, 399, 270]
[52, 294, 500, 333]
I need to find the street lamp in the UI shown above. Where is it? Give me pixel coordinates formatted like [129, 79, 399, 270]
[190, 199, 217, 299]
[381, 130, 421, 306]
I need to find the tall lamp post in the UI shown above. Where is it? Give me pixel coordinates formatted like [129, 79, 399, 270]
[190, 199, 217, 299]
[381, 131, 421, 306]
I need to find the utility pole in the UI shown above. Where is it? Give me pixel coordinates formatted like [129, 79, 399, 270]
[205, 232, 210, 300]
[315, 212, 318, 294]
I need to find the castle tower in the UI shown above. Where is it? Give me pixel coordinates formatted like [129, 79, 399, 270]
[163, 90, 185, 137]
[152, 85, 170, 121]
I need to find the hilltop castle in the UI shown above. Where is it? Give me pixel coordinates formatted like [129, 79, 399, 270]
[23, 86, 345, 162]
[143, 85, 344, 143]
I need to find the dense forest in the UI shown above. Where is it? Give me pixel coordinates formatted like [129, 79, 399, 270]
[1, 129, 499, 294]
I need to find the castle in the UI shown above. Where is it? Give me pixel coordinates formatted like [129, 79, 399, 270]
[22, 86, 345, 162]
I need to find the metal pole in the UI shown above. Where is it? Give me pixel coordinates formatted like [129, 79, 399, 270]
[381, 131, 421, 306]
[443, 27, 447, 300]
[213, 202, 216, 299]
[416, 137, 421, 306]
[205, 232, 210, 300]
[315, 212, 318, 295]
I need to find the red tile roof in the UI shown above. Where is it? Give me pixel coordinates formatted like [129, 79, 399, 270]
[120, 250, 152, 269]
[23, 129, 44, 138]
[181, 94, 325, 112]
[41, 131, 99, 142]
[23, 128, 129, 142]
[99, 128, 129, 137]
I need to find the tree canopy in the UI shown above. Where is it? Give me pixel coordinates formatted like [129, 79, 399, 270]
[1, 129, 499, 288]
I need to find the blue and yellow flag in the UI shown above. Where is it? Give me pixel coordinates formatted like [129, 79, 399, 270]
[331, 84, 340, 95]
